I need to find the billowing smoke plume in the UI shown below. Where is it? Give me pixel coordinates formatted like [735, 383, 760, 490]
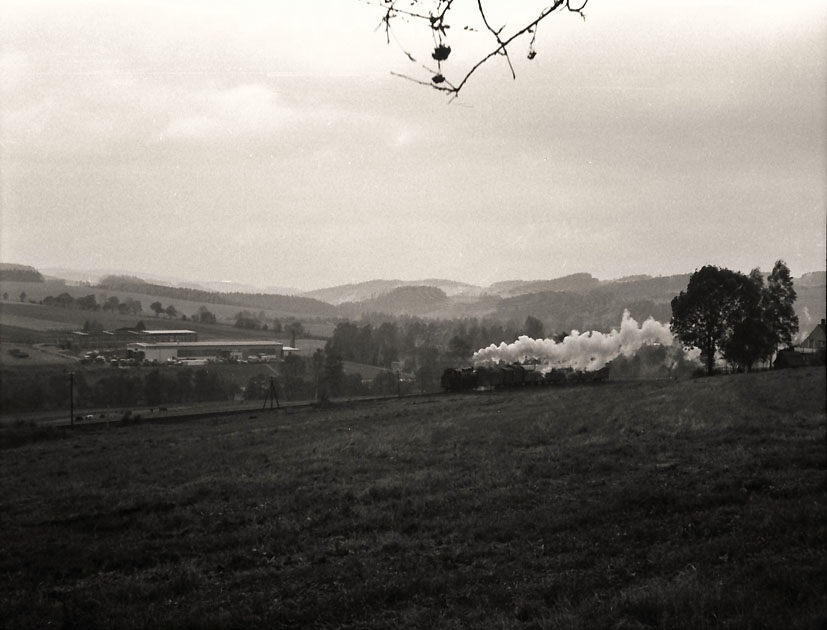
[473, 310, 697, 371]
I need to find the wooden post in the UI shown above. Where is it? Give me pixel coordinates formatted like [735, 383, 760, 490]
[69, 372, 74, 427]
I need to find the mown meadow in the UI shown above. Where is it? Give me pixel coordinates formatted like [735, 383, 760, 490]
[1, 368, 825, 629]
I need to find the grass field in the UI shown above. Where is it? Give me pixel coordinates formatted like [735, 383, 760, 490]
[1, 368, 825, 629]
[1, 283, 338, 338]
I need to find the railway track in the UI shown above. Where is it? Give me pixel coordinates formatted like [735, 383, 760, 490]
[2, 391, 449, 429]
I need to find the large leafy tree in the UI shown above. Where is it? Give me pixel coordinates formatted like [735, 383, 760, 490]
[720, 269, 775, 371]
[672, 262, 799, 375]
[670, 266, 753, 376]
[281, 354, 307, 401]
[76, 294, 98, 311]
[323, 351, 345, 397]
[721, 262, 799, 371]
[765, 260, 799, 352]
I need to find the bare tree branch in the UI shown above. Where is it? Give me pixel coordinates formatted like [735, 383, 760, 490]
[475, 0, 515, 80]
[368, 0, 590, 97]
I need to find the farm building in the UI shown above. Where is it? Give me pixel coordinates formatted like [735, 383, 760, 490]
[126, 340, 295, 363]
[138, 329, 198, 343]
[62, 328, 198, 350]
[774, 320, 827, 369]
[799, 319, 826, 353]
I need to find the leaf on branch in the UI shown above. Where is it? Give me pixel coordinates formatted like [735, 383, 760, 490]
[432, 44, 452, 61]
[527, 50, 537, 60]
[432, 73, 446, 84]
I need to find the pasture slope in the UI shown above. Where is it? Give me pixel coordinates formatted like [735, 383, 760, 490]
[1, 368, 825, 629]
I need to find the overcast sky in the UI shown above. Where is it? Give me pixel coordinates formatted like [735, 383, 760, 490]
[1, 1, 825, 291]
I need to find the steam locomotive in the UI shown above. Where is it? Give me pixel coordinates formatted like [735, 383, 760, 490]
[441, 363, 610, 392]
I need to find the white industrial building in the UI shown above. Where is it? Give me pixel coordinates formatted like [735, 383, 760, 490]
[127, 340, 296, 363]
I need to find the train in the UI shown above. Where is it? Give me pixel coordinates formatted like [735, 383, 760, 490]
[441, 363, 610, 392]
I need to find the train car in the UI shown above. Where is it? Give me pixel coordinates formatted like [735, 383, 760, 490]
[543, 368, 568, 385]
[475, 365, 505, 389]
[440, 362, 611, 392]
[500, 363, 525, 387]
[440, 367, 479, 391]
[566, 365, 610, 383]
[523, 368, 544, 386]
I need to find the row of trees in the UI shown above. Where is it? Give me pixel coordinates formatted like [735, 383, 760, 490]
[25, 289, 312, 334]
[40, 293, 143, 315]
[232, 310, 306, 337]
[245, 350, 413, 403]
[671, 261, 798, 375]
[319, 315, 557, 393]
[149, 301, 179, 318]
[326, 315, 553, 368]
[244, 351, 355, 402]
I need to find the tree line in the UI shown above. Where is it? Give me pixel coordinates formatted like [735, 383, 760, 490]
[1, 368, 239, 413]
[316, 314, 556, 394]
[38, 293, 144, 315]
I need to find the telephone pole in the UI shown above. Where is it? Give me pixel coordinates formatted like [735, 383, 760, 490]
[69, 372, 74, 427]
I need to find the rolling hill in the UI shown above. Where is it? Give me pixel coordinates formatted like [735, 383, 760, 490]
[302, 278, 481, 305]
[2, 264, 824, 337]
[339, 285, 452, 318]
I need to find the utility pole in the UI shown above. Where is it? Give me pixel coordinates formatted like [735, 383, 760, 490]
[263, 376, 280, 410]
[69, 372, 74, 427]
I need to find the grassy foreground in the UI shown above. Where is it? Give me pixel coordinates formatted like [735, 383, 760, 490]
[1, 368, 825, 629]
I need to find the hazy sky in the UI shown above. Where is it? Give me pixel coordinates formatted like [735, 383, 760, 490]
[1, 1, 825, 291]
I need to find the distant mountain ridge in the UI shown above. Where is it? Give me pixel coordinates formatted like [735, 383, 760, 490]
[794, 271, 826, 287]
[339, 286, 451, 317]
[5, 263, 824, 333]
[487, 273, 601, 297]
[302, 279, 480, 304]
[39, 267, 299, 295]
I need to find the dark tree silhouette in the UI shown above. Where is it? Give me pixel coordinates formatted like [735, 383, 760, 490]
[671, 263, 799, 375]
[194, 305, 217, 324]
[448, 334, 472, 359]
[370, 0, 589, 96]
[103, 296, 120, 312]
[670, 266, 753, 376]
[76, 294, 98, 311]
[720, 269, 774, 372]
[523, 315, 545, 339]
[281, 354, 307, 400]
[323, 351, 345, 397]
[765, 260, 799, 352]
[720, 262, 799, 372]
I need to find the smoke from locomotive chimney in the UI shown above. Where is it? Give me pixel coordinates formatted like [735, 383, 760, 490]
[472, 310, 693, 371]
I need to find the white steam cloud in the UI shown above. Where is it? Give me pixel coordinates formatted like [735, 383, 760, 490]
[473, 310, 696, 371]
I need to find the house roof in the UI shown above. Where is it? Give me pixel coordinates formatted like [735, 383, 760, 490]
[803, 320, 826, 346]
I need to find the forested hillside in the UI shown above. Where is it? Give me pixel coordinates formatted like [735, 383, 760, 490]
[0, 264, 44, 283]
[96, 278, 339, 318]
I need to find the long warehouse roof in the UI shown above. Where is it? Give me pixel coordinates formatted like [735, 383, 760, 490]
[140, 330, 197, 335]
[127, 340, 286, 348]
